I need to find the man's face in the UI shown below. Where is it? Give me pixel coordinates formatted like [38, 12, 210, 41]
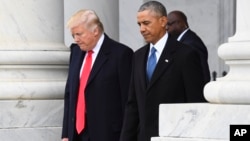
[167, 14, 182, 36]
[71, 24, 96, 51]
[137, 10, 167, 44]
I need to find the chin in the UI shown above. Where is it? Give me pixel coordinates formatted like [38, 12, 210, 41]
[143, 37, 150, 43]
[79, 46, 86, 51]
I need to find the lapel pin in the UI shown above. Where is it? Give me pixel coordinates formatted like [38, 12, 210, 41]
[165, 59, 169, 63]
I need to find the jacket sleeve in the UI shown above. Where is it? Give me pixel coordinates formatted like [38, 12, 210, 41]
[182, 47, 207, 102]
[120, 56, 140, 141]
[61, 44, 75, 138]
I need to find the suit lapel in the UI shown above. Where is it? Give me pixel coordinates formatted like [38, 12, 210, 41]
[138, 45, 150, 90]
[87, 35, 109, 84]
[147, 36, 178, 90]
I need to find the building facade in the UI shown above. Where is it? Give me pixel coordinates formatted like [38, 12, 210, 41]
[0, 0, 240, 140]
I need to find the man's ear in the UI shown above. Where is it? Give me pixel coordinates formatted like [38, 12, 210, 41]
[161, 16, 168, 27]
[92, 25, 98, 35]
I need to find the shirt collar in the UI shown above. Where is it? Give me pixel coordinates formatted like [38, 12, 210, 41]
[92, 33, 104, 53]
[150, 32, 168, 54]
[177, 28, 189, 41]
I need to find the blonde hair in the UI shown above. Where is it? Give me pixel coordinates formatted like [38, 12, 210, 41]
[67, 9, 104, 32]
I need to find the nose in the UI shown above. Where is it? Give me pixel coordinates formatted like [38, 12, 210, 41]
[73, 35, 80, 43]
[140, 25, 146, 33]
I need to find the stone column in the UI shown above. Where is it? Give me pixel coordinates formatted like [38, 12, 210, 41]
[204, 0, 250, 104]
[0, 0, 68, 141]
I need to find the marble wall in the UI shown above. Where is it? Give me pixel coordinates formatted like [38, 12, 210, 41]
[0, 0, 68, 141]
[152, 103, 250, 141]
[0, 0, 68, 99]
[0, 100, 63, 141]
[0, 0, 65, 50]
[119, 0, 145, 49]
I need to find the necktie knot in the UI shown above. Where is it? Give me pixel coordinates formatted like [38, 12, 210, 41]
[87, 50, 93, 56]
[150, 47, 156, 54]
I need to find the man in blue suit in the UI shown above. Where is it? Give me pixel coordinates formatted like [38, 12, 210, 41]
[62, 9, 133, 141]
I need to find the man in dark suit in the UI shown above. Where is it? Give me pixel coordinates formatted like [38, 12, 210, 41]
[167, 10, 211, 83]
[120, 1, 207, 141]
[62, 9, 133, 141]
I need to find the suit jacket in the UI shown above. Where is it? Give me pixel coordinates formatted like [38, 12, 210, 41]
[120, 35, 206, 141]
[62, 34, 133, 141]
[180, 29, 210, 83]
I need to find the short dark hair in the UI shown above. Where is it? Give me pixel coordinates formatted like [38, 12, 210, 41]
[177, 11, 188, 27]
[138, 1, 167, 17]
[170, 10, 189, 28]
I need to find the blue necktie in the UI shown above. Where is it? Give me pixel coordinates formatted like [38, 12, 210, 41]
[147, 47, 157, 81]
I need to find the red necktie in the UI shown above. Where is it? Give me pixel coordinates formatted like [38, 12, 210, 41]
[76, 50, 93, 134]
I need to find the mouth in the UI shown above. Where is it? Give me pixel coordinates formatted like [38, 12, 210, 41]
[142, 33, 148, 37]
[77, 43, 85, 48]
[77, 42, 84, 47]
[142, 33, 151, 39]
